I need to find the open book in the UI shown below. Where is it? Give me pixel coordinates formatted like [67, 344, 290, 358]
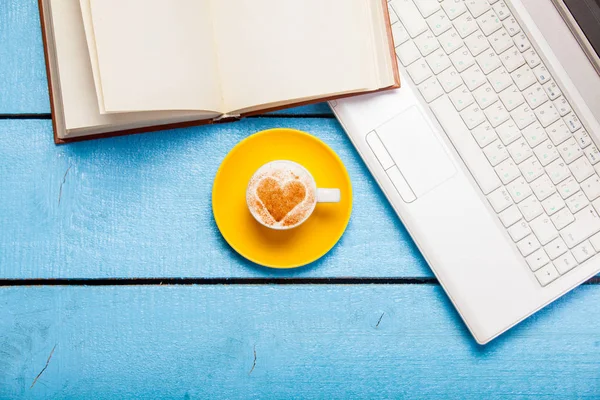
[38, 0, 399, 143]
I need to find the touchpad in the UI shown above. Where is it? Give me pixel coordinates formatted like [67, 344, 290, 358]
[377, 106, 455, 197]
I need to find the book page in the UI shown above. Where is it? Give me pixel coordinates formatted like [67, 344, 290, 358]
[88, 0, 222, 113]
[47, 0, 218, 139]
[211, 0, 380, 114]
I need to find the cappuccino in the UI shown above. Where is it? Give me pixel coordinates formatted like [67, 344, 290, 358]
[246, 161, 317, 229]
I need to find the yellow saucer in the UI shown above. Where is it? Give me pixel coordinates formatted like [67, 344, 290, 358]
[212, 128, 353, 269]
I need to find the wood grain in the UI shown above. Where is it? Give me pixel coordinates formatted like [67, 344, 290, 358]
[0, 119, 427, 279]
[0, 0, 334, 117]
[1, 285, 599, 398]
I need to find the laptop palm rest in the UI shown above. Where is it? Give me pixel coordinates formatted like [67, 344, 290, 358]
[376, 106, 456, 199]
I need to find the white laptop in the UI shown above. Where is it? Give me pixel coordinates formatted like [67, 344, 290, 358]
[332, 0, 600, 344]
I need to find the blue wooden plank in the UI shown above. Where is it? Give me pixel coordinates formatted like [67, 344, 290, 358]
[0, 1, 49, 114]
[1, 284, 599, 398]
[0, 0, 333, 116]
[0, 118, 428, 279]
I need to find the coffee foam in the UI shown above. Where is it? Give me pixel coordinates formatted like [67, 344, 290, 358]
[247, 162, 316, 229]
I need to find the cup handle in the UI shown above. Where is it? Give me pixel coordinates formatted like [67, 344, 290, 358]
[317, 188, 341, 203]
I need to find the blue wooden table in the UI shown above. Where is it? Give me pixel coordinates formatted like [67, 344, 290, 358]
[1, 2, 599, 398]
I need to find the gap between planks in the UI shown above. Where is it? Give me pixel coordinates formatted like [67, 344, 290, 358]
[0, 276, 599, 286]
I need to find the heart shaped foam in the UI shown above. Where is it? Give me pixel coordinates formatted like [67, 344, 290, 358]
[256, 177, 307, 222]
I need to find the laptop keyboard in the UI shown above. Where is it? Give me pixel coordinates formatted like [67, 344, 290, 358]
[387, 0, 600, 287]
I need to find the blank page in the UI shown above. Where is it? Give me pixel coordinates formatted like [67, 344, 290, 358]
[211, 0, 380, 114]
[88, 0, 222, 112]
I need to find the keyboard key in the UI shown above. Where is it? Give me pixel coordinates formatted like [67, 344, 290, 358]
[473, 83, 498, 109]
[557, 138, 583, 164]
[584, 146, 600, 165]
[534, 263, 559, 286]
[572, 240, 595, 263]
[553, 252, 578, 274]
[438, 28, 464, 54]
[484, 102, 510, 127]
[589, 232, 600, 252]
[511, 104, 536, 129]
[441, 0, 467, 20]
[391, 0, 428, 38]
[465, 0, 491, 17]
[551, 207, 574, 230]
[488, 67, 513, 93]
[513, 32, 531, 52]
[569, 156, 594, 182]
[453, 12, 479, 38]
[472, 122, 498, 147]
[545, 120, 571, 146]
[498, 86, 525, 111]
[566, 191, 589, 213]
[507, 177, 532, 203]
[430, 97, 502, 194]
[407, 60, 433, 84]
[531, 174, 556, 200]
[522, 121, 548, 147]
[535, 102, 560, 127]
[519, 156, 544, 182]
[425, 48, 453, 74]
[574, 130, 592, 148]
[560, 206, 600, 248]
[414, 31, 440, 56]
[523, 49, 541, 68]
[553, 97, 571, 117]
[507, 137, 533, 164]
[488, 186, 513, 212]
[510, 64, 536, 91]
[496, 119, 521, 145]
[503, 16, 521, 37]
[495, 158, 520, 184]
[534, 140, 559, 167]
[542, 80, 561, 101]
[526, 248, 550, 271]
[427, 10, 453, 36]
[414, 0, 441, 18]
[488, 28, 513, 54]
[392, 23, 410, 46]
[509, 220, 532, 241]
[517, 234, 541, 257]
[396, 41, 421, 66]
[542, 193, 566, 216]
[448, 85, 475, 111]
[546, 159, 570, 184]
[465, 31, 490, 56]
[461, 65, 487, 90]
[545, 237, 569, 260]
[389, 5, 400, 25]
[557, 177, 579, 199]
[437, 66, 464, 92]
[461, 103, 487, 129]
[518, 195, 544, 221]
[476, 9, 503, 36]
[418, 76, 445, 103]
[449, 47, 475, 72]
[499, 204, 522, 227]
[530, 214, 558, 245]
[500, 47, 526, 72]
[533, 64, 551, 84]
[564, 112, 582, 132]
[523, 83, 548, 109]
[484, 140, 509, 166]
[582, 174, 600, 200]
[492, 1, 511, 20]
[476, 50, 502, 74]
